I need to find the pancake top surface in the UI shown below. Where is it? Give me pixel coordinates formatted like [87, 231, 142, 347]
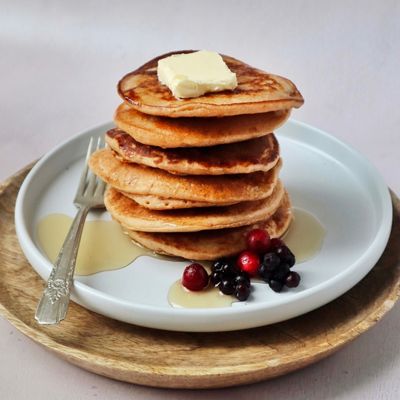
[114, 102, 289, 148]
[118, 50, 304, 117]
[106, 128, 280, 175]
[89, 149, 281, 203]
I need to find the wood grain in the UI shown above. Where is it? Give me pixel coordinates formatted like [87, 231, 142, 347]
[0, 166, 399, 389]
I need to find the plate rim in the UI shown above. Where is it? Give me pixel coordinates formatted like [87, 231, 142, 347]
[14, 119, 393, 331]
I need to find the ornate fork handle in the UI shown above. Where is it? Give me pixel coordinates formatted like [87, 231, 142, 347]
[35, 206, 90, 324]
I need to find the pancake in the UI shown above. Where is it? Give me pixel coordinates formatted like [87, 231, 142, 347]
[125, 192, 292, 260]
[118, 50, 304, 117]
[114, 102, 289, 148]
[89, 149, 282, 203]
[106, 128, 280, 175]
[105, 180, 284, 232]
[122, 193, 238, 210]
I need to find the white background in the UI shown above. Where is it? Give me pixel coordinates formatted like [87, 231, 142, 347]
[1, 1, 400, 399]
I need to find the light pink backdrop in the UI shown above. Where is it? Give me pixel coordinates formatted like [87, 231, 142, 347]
[1, 1, 400, 398]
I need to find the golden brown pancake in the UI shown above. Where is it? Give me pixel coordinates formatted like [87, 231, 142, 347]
[89, 149, 282, 203]
[121, 192, 238, 210]
[125, 192, 292, 260]
[106, 128, 280, 175]
[105, 180, 284, 232]
[118, 50, 304, 117]
[114, 102, 289, 148]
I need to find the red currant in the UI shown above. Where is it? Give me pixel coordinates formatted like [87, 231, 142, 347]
[246, 229, 271, 254]
[182, 263, 209, 291]
[236, 250, 260, 276]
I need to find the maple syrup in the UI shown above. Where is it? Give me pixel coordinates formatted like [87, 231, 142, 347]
[37, 214, 173, 276]
[283, 208, 325, 263]
[168, 280, 234, 308]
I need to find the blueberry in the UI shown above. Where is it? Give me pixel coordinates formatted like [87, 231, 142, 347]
[211, 259, 225, 273]
[273, 263, 291, 281]
[218, 279, 235, 295]
[275, 246, 295, 267]
[258, 263, 273, 283]
[210, 271, 223, 286]
[221, 260, 239, 277]
[285, 271, 301, 288]
[262, 252, 281, 272]
[212, 259, 238, 277]
[269, 279, 284, 293]
[235, 283, 250, 301]
[234, 273, 251, 288]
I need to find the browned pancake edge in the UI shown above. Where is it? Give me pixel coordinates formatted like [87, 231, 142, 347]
[106, 128, 280, 175]
[124, 191, 292, 260]
[118, 50, 304, 117]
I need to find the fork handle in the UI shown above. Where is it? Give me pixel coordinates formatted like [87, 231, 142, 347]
[35, 206, 90, 324]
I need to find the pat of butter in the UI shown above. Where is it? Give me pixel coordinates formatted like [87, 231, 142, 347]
[157, 50, 237, 99]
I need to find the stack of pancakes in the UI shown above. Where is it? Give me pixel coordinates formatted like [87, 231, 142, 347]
[89, 51, 303, 260]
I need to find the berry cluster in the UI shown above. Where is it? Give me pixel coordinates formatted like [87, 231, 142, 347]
[234, 229, 301, 293]
[210, 259, 251, 301]
[181, 229, 301, 301]
[258, 239, 300, 292]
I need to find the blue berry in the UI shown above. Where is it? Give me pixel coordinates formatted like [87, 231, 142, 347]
[212, 259, 225, 273]
[262, 252, 281, 272]
[235, 283, 250, 301]
[218, 279, 235, 295]
[275, 246, 295, 267]
[285, 271, 301, 288]
[269, 279, 284, 293]
[258, 263, 273, 283]
[273, 263, 291, 281]
[210, 271, 223, 286]
[234, 273, 251, 288]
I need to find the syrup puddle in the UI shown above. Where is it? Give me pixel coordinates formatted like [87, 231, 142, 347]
[37, 214, 174, 276]
[283, 208, 325, 263]
[168, 281, 234, 308]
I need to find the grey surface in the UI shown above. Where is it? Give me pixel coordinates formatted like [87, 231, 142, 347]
[1, 1, 400, 398]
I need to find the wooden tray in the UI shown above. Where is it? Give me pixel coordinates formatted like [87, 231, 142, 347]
[1, 166, 400, 389]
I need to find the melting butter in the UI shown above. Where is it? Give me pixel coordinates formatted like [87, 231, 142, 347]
[168, 280, 234, 308]
[283, 208, 325, 263]
[37, 214, 172, 276]
[157, 50, 237, 99]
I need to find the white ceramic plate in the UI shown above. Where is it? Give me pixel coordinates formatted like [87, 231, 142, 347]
[15, 120, 392, 332]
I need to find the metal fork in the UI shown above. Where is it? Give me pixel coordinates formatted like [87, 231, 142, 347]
[35, 137, 106, 325]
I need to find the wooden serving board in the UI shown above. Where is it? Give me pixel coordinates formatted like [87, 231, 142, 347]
[1, 166, 400, 389]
